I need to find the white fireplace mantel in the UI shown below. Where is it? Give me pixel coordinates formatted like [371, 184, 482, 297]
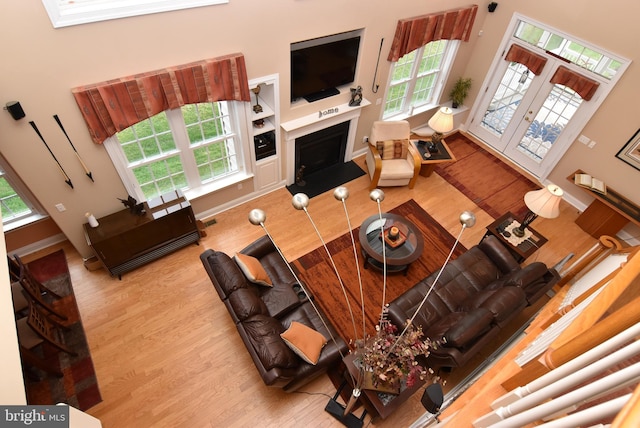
[281, 98, 370, 184]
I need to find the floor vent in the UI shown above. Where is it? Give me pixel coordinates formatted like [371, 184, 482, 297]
[204, 218, 217, 227]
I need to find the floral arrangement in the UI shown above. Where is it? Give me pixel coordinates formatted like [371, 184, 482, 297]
[355, 309, 441, 393]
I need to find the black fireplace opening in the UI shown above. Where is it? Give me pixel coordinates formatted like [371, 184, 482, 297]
[287, 120, 365, 198]
[294, 121, 350, 177]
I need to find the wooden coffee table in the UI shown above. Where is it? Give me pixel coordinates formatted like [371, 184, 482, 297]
[412, 139, 456, 177]
[358, 213, 424, 275]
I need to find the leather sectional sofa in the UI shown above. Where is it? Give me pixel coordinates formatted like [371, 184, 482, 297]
[387, 235, 559, 369]
[200, 235, 348, 392]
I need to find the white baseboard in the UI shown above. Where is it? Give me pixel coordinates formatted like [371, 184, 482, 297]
[10, 233, 67, 258]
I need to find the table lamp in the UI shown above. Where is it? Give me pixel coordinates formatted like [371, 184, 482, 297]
[427, 107, 454, 148]
[513, 184, 564, 237]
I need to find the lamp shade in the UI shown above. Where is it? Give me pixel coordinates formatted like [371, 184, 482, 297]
[427, 107, 454, 134]
[524, 184, 564, 219]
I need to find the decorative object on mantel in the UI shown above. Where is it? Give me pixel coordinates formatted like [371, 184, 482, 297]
[29, 121, 74, 189]
[252, 84, 263, 113]
[615, 127, 640, 172]
[249, 186, 476, 427]
[349, 86, 363, 107]
[449, 77, 472, 108]
[118, 195, 145, 215]
[427, 107, 454, 147]
[512, 184, 563, 237]
[54, 114, 94, 182]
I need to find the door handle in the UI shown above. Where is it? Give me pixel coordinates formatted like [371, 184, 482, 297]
[525, 116, 531, 122]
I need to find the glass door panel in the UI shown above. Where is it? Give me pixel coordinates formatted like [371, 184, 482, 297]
[510, 84, 582, 168]
[480, 62, 535, 138]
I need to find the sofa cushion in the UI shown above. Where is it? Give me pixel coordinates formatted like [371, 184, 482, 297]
[201, 250, 249, 300]
[423, 311, 469, 341]
[229, 288, 268, 322]
[281, 321, 327, 365]
[234, 253, 273, 287]
[477, 286, 527, 323]
[242, 314, 299, 370]
[444, 308, 494, 348]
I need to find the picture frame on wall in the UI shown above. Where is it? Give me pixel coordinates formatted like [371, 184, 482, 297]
[616, 128, 640, 171]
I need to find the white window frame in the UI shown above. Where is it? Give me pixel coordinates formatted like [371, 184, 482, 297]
[383, 40, 459, 120]
[104, 101, 252, 203]
[41, 0, 229, 28]
[0, 157, 47, 231]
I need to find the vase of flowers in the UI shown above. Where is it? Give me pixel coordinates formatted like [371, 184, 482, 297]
[354, 309, 439, 395]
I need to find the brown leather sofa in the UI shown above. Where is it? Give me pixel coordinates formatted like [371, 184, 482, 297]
[387, 235, 559, 369]
[200, 235, 348, 392]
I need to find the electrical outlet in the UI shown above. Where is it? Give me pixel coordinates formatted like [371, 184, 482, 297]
[363, 136, 369, 143]
[578, 135, 590, 145]
[588, 140, 597, 148]
[55, 203, 66, 212]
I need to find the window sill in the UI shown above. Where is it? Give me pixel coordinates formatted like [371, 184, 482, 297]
[3, 213, 49, 232]
[183, 171, 254, 201]
[384, 103, 440, 122]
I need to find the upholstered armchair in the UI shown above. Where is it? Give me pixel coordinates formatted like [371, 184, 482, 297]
[365, 120, 422, 190]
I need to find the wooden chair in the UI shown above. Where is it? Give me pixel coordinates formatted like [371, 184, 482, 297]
[13, 254, 67, 320]
[17, 300, 76, 356]
[365, 120, 421, 190]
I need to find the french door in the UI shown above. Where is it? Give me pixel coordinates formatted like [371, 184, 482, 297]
[466, 15, 629, 180]
[469, 54, 585, 178]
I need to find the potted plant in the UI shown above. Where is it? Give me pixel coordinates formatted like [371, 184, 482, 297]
[449, 77, 472, 108]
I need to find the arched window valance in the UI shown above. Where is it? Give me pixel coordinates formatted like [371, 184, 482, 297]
[504, 44, 547, 75]
[73, 53, 250, 144]
[550, 66, 599, 101]
[387, 5, 478, 62]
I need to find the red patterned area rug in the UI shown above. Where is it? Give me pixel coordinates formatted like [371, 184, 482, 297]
[292, 199, 466, 345]
[435, 132, 540, 219]
[24, 249, 102, 411]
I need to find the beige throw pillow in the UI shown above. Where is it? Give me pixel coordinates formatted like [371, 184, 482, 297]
[234, 253, 273, 287]
[280, 321, 327, 365]
[376, 139, 409, 160]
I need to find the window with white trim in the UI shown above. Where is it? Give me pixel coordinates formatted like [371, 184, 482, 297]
[41, 0, 229, 28]
[0, 156, 46, 230]
[104, 101, 248, 202]
[383, 40, 458, 119]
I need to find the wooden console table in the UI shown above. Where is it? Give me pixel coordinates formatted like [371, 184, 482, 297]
[83, 191, 200, 278]
[569, 170, 640, 238]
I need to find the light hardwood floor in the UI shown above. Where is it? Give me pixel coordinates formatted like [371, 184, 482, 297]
[25, 154, 596, 427]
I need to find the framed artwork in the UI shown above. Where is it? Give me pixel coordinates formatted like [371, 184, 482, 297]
[616, 128, 640, 171]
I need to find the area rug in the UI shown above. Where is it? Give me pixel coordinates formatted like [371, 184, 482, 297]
[286, 161, 366, 198]
[435, 132, 540, 219]
[292, 199, 466, 345]
[24, 249, 102, 411]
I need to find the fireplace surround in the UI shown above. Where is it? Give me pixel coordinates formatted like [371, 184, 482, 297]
[281, 98, 370, 185]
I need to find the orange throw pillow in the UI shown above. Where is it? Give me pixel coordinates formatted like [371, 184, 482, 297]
[234, 253, 273, 287]
[280, 321, 327, 365]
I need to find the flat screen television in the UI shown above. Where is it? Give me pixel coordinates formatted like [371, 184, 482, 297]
[291, 31, 361, 103]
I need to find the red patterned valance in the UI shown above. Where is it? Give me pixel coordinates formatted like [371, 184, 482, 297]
[73, 53, 250, 144]
[387, 5, 478, 62]
[550, 66, 599, 101]
[504, 44, 547, 75]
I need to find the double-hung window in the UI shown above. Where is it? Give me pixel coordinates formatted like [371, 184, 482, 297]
[383, 40, 458, 119]
[0, 156, 46, 230]
[104, 101, 247, 201]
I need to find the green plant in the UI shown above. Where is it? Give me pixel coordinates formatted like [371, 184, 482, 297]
[449, 77, 473, 108]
